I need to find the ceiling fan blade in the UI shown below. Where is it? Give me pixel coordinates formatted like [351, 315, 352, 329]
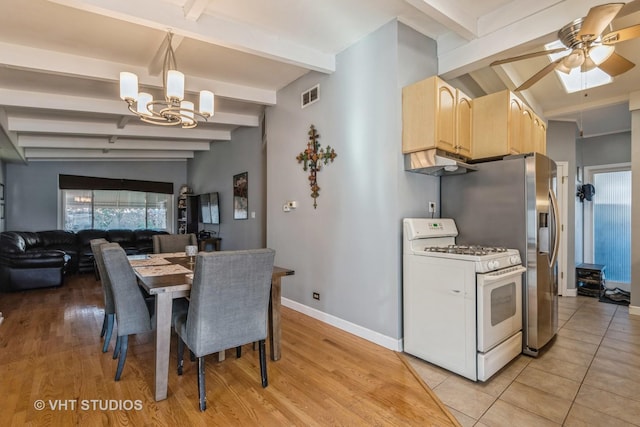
[598, 51, 635, 76]
[577, 3, 624, 40]
[515, 58, 564, 92]
[602, 24, 640, 44]
[618, 0, 640, 18]
[490, 47, 568, 66]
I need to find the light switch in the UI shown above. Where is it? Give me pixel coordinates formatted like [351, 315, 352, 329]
[251, 211, 256, 218]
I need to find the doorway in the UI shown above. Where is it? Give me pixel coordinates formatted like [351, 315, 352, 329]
[584, 164, 631, 294]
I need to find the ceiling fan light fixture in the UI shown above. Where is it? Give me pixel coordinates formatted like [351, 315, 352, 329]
[589, 44, 615, 65]
[563, 49, 585, 68]
[556, 61, 572, 74]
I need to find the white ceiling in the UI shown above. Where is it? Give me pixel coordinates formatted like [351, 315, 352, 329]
[0, 0, 638, 162]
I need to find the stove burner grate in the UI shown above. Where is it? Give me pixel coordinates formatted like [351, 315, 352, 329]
[424, 244, 508, 256]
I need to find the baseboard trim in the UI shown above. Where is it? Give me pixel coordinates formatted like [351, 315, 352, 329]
[561, 289, 578, 297]
[629, 305, 640, 316]
[282, 298, 402, 351]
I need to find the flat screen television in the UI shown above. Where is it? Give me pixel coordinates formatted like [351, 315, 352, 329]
[199, 192, 220, 224]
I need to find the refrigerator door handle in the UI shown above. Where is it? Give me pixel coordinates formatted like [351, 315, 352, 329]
[548, 188, 560, 268]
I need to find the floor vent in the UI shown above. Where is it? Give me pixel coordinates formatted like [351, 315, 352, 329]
[301, 84, 319, 108]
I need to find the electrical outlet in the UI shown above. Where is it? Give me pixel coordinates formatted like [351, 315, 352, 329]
[428, 201, 436, 213]
[312, 292, 320, 300]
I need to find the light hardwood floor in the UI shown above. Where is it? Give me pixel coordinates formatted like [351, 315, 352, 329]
[0, 274, 458, 426]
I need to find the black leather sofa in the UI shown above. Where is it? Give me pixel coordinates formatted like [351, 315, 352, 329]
[76, 229, 167, 273]
[0, 231, 70, 292]
[0, 229, 168, 291]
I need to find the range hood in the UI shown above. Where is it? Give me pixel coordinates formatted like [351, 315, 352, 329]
[404, 149, 476, 176]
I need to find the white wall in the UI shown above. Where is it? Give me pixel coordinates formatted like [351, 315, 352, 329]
[188, 125, 266, 250]
[266, 20, 438, 348]
[5, 161, 187, 231]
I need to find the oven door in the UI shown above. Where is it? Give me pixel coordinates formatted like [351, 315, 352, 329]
[477, 265, 526, 352]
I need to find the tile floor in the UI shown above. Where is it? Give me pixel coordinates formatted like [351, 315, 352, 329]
[406, 295, 640, 426]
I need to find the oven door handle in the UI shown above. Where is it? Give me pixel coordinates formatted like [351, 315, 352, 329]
[480, 266, 526, 284]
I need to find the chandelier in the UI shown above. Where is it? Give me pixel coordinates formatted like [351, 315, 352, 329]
[119, 32, 214, 129]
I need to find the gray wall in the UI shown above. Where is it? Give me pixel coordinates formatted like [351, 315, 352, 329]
[5, 161, 187, 231]
[188, 125, 266, 250]
[266, 20, 438, 347]
[580, 131, 631, 167]
[547, 120, 580, 289]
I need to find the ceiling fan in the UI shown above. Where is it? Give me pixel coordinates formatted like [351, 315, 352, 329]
[491, 2, 640, 91]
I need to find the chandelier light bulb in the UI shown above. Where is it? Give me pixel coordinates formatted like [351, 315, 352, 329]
[181, 100, 195, 125]
[166, 70, 185, 101]
[119, 72, 138, 101]
[137, 92, 153, 116]
[199, 90, 214, 117]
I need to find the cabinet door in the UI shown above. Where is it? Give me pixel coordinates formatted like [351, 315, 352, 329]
[521, 107, 535, 154]
[534, 116, 547, 155]
[456, 92, 472, 158]
[436, 82, 456, 153]
[508, 97, 523, 154]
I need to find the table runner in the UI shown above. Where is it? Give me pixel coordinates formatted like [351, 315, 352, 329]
[129, 258, 171, 267]
[134, 264, 192, 277]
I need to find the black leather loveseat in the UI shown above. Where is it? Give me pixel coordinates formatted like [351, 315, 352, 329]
[0, 229, 168, 291]
[0, 231, 71, 292]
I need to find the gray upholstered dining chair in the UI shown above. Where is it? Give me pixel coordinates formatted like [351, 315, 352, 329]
[90, 238, 117, 353]
[101, 245, 153, 381]
[174, 248, 276, 411]
[101, 244, 188, 381]
[152, 233, 197, 254]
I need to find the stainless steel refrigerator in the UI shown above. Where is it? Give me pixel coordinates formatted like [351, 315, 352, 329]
[441, 153, 559, 356]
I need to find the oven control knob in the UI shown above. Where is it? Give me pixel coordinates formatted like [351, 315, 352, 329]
[488, 261, 499, 270]
[510, 255, 521, 265]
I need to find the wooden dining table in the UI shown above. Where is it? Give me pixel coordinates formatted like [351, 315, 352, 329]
[129, 252, 294, 402]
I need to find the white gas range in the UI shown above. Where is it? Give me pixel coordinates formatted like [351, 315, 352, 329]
[403, 218, 525, 381]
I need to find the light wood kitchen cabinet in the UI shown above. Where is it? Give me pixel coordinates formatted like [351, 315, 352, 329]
[532, 115, 547, 155]
[472, 90, 546, 159]
[402, 76, 472, 158]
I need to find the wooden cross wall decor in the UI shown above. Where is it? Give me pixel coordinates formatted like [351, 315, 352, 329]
[296, 125, 337, 208]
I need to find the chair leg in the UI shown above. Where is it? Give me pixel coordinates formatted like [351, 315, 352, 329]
[114, 335, 129, 381]
[259, 339, 268, 388]
[236, 346, 242, 358]
[197, 357, 206, 411]
[113, 335, 121, 360]
[100, 313, 107, 338]
[102, 313, 114, 353]
[177, 337, 185, 376]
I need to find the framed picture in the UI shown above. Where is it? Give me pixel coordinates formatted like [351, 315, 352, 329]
[0, 183, 4, 201]
[233, 172, 248, 220]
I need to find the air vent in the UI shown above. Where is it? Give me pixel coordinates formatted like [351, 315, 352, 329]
[301, 84, 319, 108]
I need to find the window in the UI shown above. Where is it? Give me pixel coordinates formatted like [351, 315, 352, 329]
[62, 189, 172, 232]
[584, 165, 631, 288]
